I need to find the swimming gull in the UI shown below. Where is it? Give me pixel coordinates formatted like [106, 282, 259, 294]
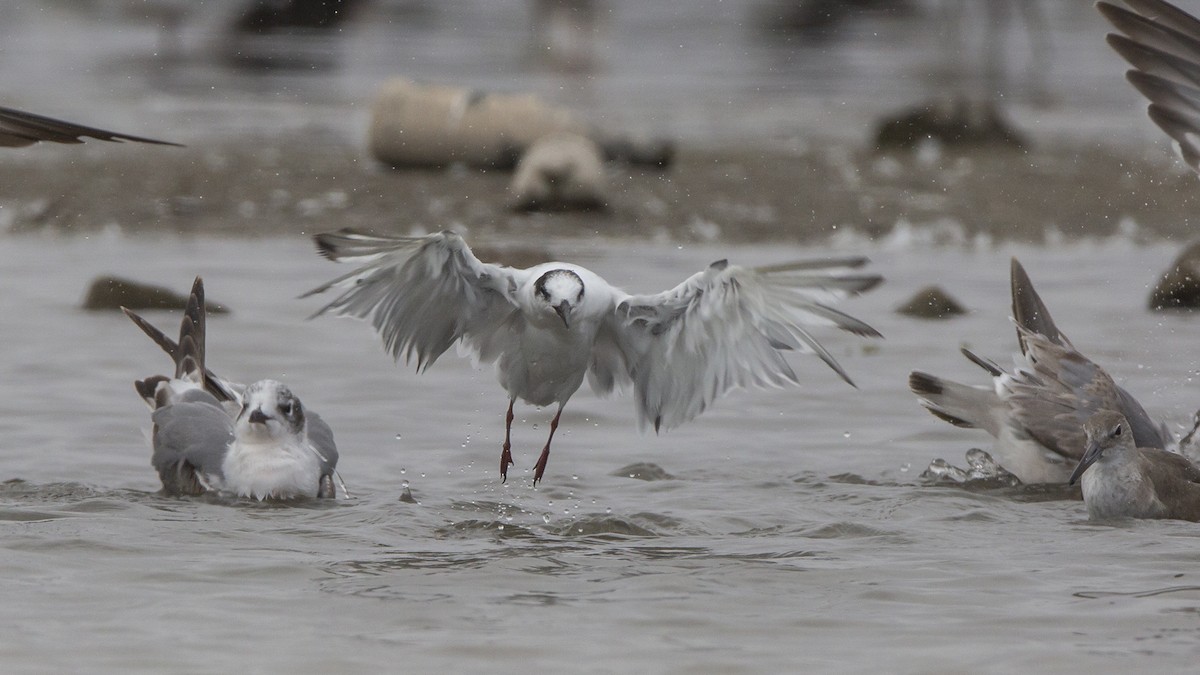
[1098, 0, 1200, 172]
[124, 277, 339, 500]
[0, 104, 181, 148]
[303, 229, 882, 484]
[1070, 410, 1200, 521]
[909, 258, 1168, 484]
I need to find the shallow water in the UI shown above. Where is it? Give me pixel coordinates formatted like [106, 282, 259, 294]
[3, 234, 1200, 672]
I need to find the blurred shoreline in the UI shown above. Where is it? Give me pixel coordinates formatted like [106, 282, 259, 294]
[2, 130, 1196, 246]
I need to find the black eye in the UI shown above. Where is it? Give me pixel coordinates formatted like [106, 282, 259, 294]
[281, 401, 293, 417]
[1114, 424, 1123, 437]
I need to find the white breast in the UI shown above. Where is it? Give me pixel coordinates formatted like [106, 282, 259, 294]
[220, 440, 322, 500]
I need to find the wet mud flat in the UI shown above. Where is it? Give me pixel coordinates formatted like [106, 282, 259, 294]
[1, 131, 1197, 245]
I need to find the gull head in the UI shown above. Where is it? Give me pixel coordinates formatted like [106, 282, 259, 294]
[235, 379, 306, 443]
[534, 268, 584, 329]
[1070, 410, 1134, 485]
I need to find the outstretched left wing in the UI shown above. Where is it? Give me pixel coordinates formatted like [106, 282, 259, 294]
[601, 257, 882, 432]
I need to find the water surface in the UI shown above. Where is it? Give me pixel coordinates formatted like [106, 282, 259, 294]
[3, 235, 1200, 672]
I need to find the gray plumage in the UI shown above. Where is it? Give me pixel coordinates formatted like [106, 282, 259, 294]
[0, 104, 182, 148]
[125, 277, 338, 499]
[909, 258, 1167, 483]
[1098, 0, 1200, 172]
[1071, 410, 1200, 521]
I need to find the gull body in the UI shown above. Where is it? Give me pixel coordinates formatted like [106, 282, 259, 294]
[1071, 410, 1200, 521]
[304, 229, 882, 484]
[909, 258, 1168, 484]
[125, 277, 338, 500]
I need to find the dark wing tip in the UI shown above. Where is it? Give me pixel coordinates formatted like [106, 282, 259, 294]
[908, 371, 945, 397]
[960, 347, 1003, 377]
[313, 232, 339, 260]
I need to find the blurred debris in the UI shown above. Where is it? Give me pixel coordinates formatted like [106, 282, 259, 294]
[757, 0, 914, 35]
[874, 96, 1026, 150]
[471, 244, 554, 269]
[510, 132, 608, 212]
[612, 462, 675, 481]
[222, 0, 366, 69]
[529, 0, 603, 73]
[232, 0, 367, 33]
[367, 78, 672, 171]
[1149, 240, 1200, 311]
[896, 285, 967, 319]
[82, 276, 230, 313]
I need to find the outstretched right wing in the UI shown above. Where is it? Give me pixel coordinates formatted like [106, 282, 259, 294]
[303, 229, 529, 370]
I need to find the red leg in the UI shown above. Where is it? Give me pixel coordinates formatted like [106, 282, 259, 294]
[500, 399, 515, 482]
[532, 406, 563, 486]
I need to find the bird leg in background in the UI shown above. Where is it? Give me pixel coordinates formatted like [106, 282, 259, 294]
[532, 406, 564, 485]
[501, 399, 516, 482]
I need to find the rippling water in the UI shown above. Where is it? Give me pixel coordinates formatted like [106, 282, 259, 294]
[3, 234, 1200, 671]
[5, 1, 1200, 671]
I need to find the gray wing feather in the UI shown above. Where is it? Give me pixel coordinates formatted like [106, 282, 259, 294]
[306, 411, 339, 477]
[150, 391, 234, 495]
[1005, 330, 1166, 460]
[609, 258, 882, 432]
[0, 104, 182, 148]
[1100, 0, 1200, 171]
[304, 229, 526, 370]
[1010, 258, 1071, 352]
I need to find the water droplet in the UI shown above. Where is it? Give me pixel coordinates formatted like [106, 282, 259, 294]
[532, 423, 539, 430]
[394, 434, 402, 441]
[542, 514, 551, 523]
[401, 479, 410, 488]
[547, 500, 554, 507]
[400, 468, 406, 475]
[843, 431, 851, 439]
[571, 475, 579, 481]
[498, 524, 505, 531]
[605, 507, 612, 514]
[899, 463, 910, 473]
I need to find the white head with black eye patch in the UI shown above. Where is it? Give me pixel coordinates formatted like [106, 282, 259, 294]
[533, 269, 584, 328]
[236, 379, 306, 440]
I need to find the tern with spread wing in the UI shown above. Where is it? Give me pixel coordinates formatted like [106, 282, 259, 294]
[909, 259, 1169, 484]
[125, 277, 339, 500]
[303, 229, 882, 484]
